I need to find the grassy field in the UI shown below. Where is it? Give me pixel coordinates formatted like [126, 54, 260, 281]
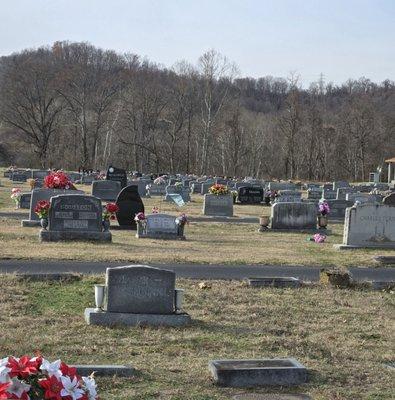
[1, 175, 395, 266]
[0, 275, 393, 400]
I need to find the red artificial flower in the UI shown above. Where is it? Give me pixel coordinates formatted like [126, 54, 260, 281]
[7, 391, 30, 400]
[39, 375, 64, 400]
[0, 383, 10, 400]
[44, 172, 71, 190]
[105, 203, 119, 214]
[60, 362, 78, 379]
[7, 356, 38, 378]
[34, 200, 50, 214]
[110, 215, 116, 220]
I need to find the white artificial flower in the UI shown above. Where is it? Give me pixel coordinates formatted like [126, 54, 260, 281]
[0, 365, 11, 384]
[0, 358, 8, 367]
[7, 377, 31, 398]
[60, 375, 85, 400]
[40, 359, 63, 378]
[82, 376, 97, 400]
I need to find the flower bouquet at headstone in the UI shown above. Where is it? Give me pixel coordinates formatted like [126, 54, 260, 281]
[317, 200, 330, 228]
[134, 212, 146, 235]
[34, 201, 50, 230]
[0, 356, 98, 400]
[10, 188, 21, 209]
[44, 172, 76, 190]
[102, 202, 119, 231]
[175, 213, 188, 236]
[208, 184, 229, 196]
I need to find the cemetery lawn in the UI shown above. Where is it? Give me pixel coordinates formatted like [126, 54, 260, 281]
[0, 275, 393, 399]
[1, 178, 395, 267]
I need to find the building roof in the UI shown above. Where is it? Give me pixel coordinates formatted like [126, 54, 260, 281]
[385, 157, 395, 163]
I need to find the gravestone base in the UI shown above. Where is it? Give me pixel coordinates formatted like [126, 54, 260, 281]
[265, 227, 332, 234]
[72, 364, 135, 377]
[246, 277, 301, 288]
[39, 230, 112, 242]
[209, 358, 308, 387]
[84, 308, 191, 327]
[136, 232, 186, 240]
[335, 243, 394, 250]
[21, 219, 41, 227]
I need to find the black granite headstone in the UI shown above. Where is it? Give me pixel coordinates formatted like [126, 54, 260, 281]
[238, 186, 263, 204]
[106, 166, 127, 188]
[115, 185, 144, 229]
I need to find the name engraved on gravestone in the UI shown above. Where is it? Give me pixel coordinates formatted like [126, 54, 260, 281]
[146, 214, 177, 234]
[49, 195, 102, 232]
[105, 265, 175, 314]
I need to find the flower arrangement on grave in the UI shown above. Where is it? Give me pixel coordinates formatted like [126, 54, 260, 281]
[10, 188, 22, 209]
[27, 179, 37, 190]
[175, 213, 188, 227]
[44, 171, 73, 190]
[208, 184, 229, 196]
[134, 212, 146, 223]
[318, 201, 330, 216]
[317, 200, 330, 229]
[309, 233, 327, 243]
[154, 177, 166, 185]
[0, 355, 98, 400]
[152, 206, 159, 214]
[34, 200, 50, 220]
[102, 203, 119, 221]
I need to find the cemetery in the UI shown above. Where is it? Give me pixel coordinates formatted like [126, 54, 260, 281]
[0, 6, 394, 398]
[0, 167, 394, 400]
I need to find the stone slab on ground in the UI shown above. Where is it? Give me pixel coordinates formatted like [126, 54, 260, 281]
[85, 308, 191, 327]
[209, 358, 308, 388]
[260, 229, 331, 235]
[73, 364, 135, 377]
[373, 256, 395, 265]
[232, 394, 312, 400]
[15, 273, 82, 282]
[246, 277, 301, 288]
[39, 230, 112, 242]
[21, 220, 41, 227]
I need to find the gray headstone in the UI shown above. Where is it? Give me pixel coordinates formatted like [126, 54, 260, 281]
[271, 203, 316, 230]
[333, 181, 350, 190]
[19, 193, 31, 209]
[203, 194, 233, 217]
[145, 214, 178, 235]
[383, 193, 395, 206]
[92, 180, 121, 201]
[29, 188, 84, 221]
[341, 203, 395, 248]
[275, 190, 302, 203]
[326, 199, 353, 220]
[105, 265, 175, 314]
[49, 194, 102, 232]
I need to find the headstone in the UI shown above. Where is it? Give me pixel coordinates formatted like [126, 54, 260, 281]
[137, 214, 184, 240]
[81, 174, 96, 185]
[275, 190, 302, 203]
[12, 172, 27, 182]
[201, 181, 215, 195]
[337, 203, 395, 249]
[268, 182, 296, 191]
[31, 170, 49, 180]
[191, 182, 203, 194]
[105, 265, 175, 314]
[147, 183, 167, 196]
[383, 193, 395, 206]
[209, 358, 308, 387]
[237, 186, 263, 204]
[22, 188, 84, 226]
[106, 166, 127, 188]
[307, 189, 322, 200]
[336, 187, 355, 200]
[325, 199, 353, 220]
[246, 277, 301, 288]
[92, 180, 121, 201]
[19, 193, 31, 209]
[165, 185, 190, 202]
[346, 193, 382, 204]
[39, 194, 111, 242]
[203, 194, 233, 217]
[322, 189, 336, 200]
[270, 203, 316, 230]
[85, 265, 191, 327]
[333, 181, 350, 191]
[115, 185, 144, 229]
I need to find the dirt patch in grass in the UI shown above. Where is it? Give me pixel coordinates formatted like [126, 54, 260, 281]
[0, 276, 393, 399]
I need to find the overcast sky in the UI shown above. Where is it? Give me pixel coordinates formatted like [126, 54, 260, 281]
[1, 0, 394, 86]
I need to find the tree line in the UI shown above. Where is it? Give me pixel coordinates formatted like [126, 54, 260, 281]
[0, 41, 394, 181]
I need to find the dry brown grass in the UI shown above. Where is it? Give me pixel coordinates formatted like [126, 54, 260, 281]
[1, 177, 395, 266]
[0, 276, 393, 399]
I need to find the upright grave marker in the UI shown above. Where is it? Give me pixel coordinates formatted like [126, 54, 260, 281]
[115, 185, 144, 229]
[106, 166, 127, 188]
[92, 180, 121, 201]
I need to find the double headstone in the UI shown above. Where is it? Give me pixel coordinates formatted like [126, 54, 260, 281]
[270, 202, 317, 230]
[275, 190, 302, 203]
[203, 194, 233, 217]
[336, 203, 395, 249]
[39, 194, 111, 242]
[85, 265, 191, 327]
[237, 186, 263, 204]
[136, 214, 185, 240]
